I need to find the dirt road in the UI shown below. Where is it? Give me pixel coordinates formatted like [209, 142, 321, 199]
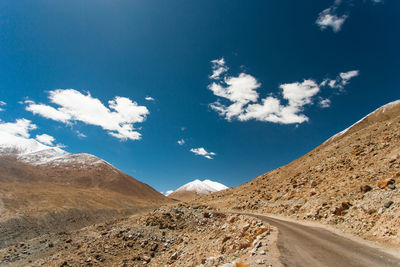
[244, 213, 400, 267]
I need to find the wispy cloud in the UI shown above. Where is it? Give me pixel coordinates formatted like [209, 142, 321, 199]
[320, 70, 360, 90]
[209, 58, 228, 80]
[190, 147, 216, 159]
[35, 134, 55, 146]
[177, 139, 185, 145]
[319, 98, 331, 108]
[76, 130, 87, 138]
[0, 100, 6, 111]
[208, 59, 359, 124]
[316, 2, 348, 33]
[145, 96, 155, 101]
[25, 89, 149, 141]
[316, 0, 383, 33]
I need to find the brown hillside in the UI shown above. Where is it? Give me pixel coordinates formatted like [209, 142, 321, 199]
[0, 154, 172, 248]
[198, 100, 400, 246]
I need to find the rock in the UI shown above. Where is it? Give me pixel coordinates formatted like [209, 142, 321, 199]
[377, 178, 395, 188]
[256, 259, 265, 264]
[310, 180, 317, 187]
[150, 243, 158, 251]
[333, 202, 351, 216]
[255, 241, 262, 249]
[203, 212, 211, 218]
[310, 189, 316, 196]
[222, 235, 231, 243]
[360, 185, 372, 193]
[388, 184, 396, 190]
[384, 201, 393, 208]
[259, 250, 266, 255]
[142, 255, 151, 263]
[170, 252, 178, 261]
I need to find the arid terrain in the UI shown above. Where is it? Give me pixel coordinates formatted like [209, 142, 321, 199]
[0, 154, 172, 249]
[197, 100, 400, 248]
[1, 101, 400, 266]
[0, 205, 280, 266]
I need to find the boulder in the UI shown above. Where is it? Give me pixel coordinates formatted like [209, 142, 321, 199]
[384, 201, 393, 208]
[377, 178, 395, 189]
[360, 185, 372, 193]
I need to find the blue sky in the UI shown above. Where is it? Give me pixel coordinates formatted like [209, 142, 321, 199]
[0, 0, 399, 193]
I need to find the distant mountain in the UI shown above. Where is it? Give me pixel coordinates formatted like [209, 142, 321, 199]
[0, 131, 171, 248]
[167, 179, 228, 201]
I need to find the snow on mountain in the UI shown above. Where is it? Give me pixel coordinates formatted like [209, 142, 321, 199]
[325, 99, 400, 143]
[0, 131, 112, 167]
[0, 131, 68, 163]
[167, 179, 228, 196]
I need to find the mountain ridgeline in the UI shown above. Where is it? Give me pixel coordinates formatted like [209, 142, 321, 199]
[198, 100, 400, 246]
[0, 134, 172, 248]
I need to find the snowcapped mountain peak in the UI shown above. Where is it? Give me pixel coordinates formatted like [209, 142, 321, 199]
[0, 131, 68, 163]
[167, 179, 228, 196]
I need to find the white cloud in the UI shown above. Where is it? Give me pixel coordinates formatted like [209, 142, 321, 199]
[239, 80, 319, 124]
[208, 59, 358, 124]
[319, 98, 331, 108]
[316, 0, 383, 32]
[145, 96, 155, 101]
[208, 73, 260, 120]
[322, 70, 359, 90]
[76, 130, 87, 138]
[0, 100, 6, 111]
[316, 7, 348, 32]
[0, 119, 37, 138]
[190, 147, 216, 159]
[35, 134, 55, 146]
[177, 139, 185, 145]
[25, 89, 149, 141]
[339, 70, 359, 85]
[26, 102, 72, 123]
[210, 58, 228, 80]
[280, 79, 320, 107]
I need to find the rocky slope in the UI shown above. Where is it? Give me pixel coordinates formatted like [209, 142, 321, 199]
[168, 179, 228, 201]
[0, 135, 172, 248]
[0, 205, 279, 267]
[198, 100, 400, 247]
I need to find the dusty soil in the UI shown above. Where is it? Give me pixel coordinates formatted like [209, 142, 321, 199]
[0, 204, 280, 267]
